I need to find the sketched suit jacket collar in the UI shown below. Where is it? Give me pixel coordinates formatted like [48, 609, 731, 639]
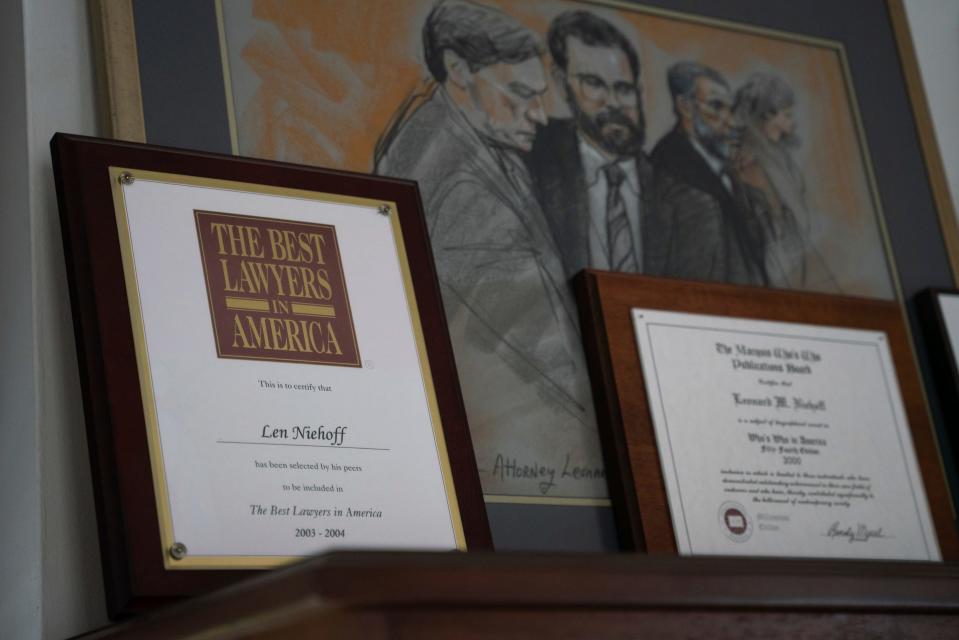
[651, 126, 734, 208]
[651, 126, 768, 286]
[375, 88, 593, 423]
[378, 88, 554, 242]
[526, 118, 659, 280]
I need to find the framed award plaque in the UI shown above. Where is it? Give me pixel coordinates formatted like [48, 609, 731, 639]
[577, 270, 959, 561]
[51, 133, 491, 617]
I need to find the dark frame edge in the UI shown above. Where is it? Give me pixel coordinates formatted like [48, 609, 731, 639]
[574, 269, 645, 551]
[915, 288, 959, 520]
[50, 132, 135, 618]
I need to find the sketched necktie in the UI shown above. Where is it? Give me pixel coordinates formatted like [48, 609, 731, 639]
[603, 163, 639, 272]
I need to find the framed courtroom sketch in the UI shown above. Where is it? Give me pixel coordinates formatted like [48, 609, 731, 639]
[90, 0, 958, 509]
[51, 133, 491, 617]
[577, 270, 959, 560]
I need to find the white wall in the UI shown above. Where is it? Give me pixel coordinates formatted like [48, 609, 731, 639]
[0, 1, 42, 637]
[25, 0, 108, 637]
[904, 0, 959, 223]
[0, 0, 106, 638]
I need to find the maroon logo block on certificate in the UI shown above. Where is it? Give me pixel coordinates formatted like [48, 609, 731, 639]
[194, 210, 360, 366]
[718, 501, 753, 543]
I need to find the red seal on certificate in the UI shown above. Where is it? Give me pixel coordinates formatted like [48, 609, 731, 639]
[719, 501, 753, 543]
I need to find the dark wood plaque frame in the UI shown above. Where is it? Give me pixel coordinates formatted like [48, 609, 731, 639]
[68, 552, 959, 639]
[917, 289, 959, 475]
[50, 133, 491, 618]
[576, 269, 959, 559]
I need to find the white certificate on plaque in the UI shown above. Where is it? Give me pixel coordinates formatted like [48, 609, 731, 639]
[113, 168, 464, 569]
[632, 308, 940, 560]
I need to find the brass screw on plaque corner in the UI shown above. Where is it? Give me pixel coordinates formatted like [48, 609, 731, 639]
[377, 204, 391, 216]
[118, 172, 135, 185]
[169, 542, 187, 561]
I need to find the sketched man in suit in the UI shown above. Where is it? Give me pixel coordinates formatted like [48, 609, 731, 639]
[733, 72, 839, 292]
[527, 10, 660, 280]
[651, 61, 768, 286]
[375, 0, 600, 493]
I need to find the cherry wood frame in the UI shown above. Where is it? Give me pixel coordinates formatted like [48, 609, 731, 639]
[576, 269, 959, 558]
[50, 133, 491, 618]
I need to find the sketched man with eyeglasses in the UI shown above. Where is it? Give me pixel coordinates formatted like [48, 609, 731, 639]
[650, 61, 769, 286]
[527, 10, 661, 280]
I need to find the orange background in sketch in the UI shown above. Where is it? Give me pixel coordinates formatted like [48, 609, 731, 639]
[233, 0, 891, 298]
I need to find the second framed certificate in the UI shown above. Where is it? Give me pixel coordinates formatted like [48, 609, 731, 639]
[577, 271, 958, 560]
[52, 134, 490, 616]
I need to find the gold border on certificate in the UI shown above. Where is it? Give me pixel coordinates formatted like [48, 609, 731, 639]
[109, 166, 466, 569]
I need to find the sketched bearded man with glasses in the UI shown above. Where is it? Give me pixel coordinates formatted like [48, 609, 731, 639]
[650, 61, 769, 286]
[528, 10, 661, 280]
